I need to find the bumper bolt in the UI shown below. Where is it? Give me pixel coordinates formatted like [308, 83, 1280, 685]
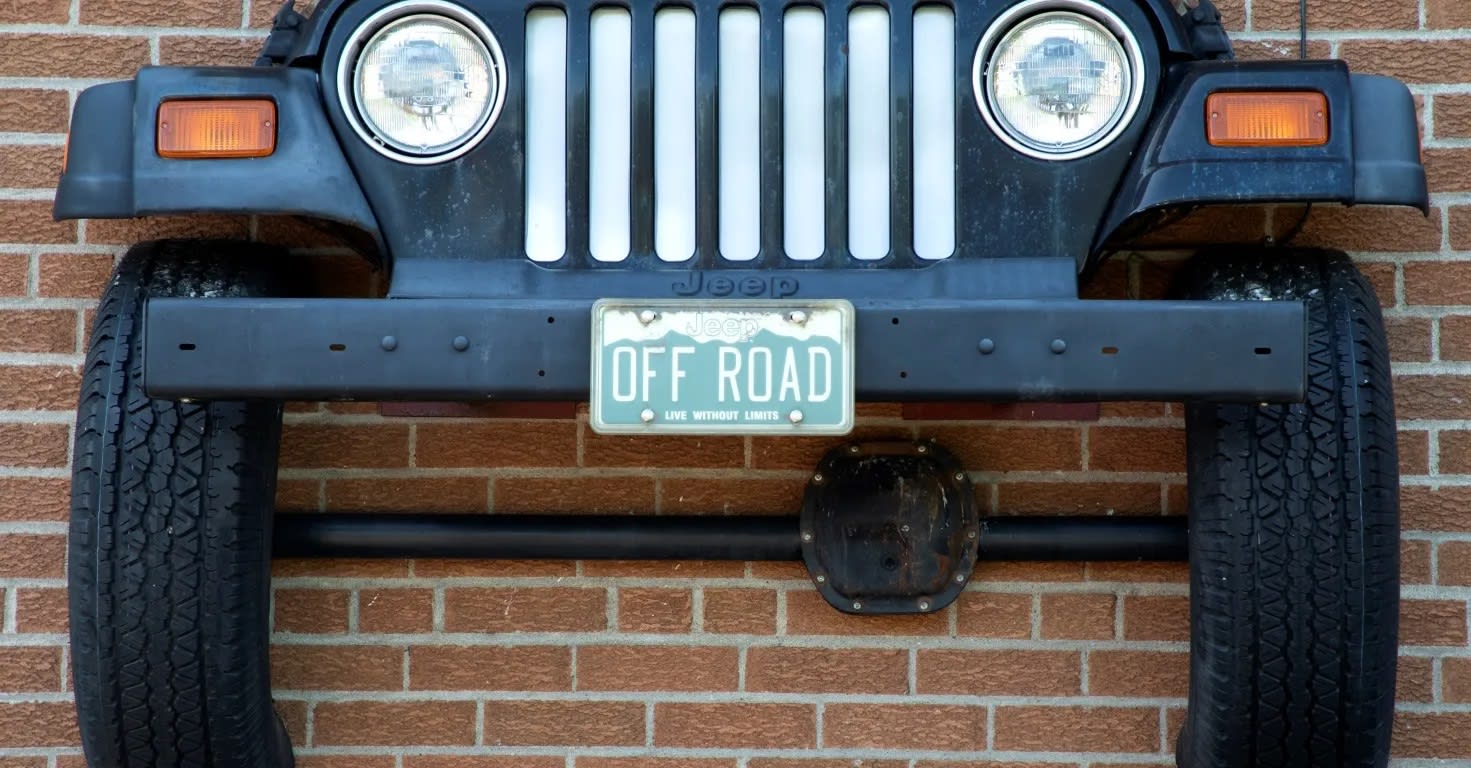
[852, 601, 863, 611]
[787, 310, 808, 325]
[812, 473, 825, 485]
[638, 309, 658, 325]
[955, 574, 966, 583]
[978, 338, 995, 354]
[847, 444, 861, 455]
[954, 471, 966, 482]
[802, 531, 814, 542]
[452, 335, 470, 352]
[918, 599, 931, 611]
[815, 574, 826, 583]
[1050, 338, 1067, 354]
[789, 409, 804, 424]
[380, 335, 398, 351]
[639, 408, 656, 423]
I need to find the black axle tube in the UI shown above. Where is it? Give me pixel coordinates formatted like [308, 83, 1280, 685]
[274, 513, 1187, 562]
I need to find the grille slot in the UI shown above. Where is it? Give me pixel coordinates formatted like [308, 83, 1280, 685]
[522, 2, 957, 265]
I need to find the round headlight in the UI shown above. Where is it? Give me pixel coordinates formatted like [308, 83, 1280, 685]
[973, 0, 1144, 160]
[338, 0, 507, 163]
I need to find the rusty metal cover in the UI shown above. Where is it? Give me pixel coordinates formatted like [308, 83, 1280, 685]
[800, 441, 979, 615]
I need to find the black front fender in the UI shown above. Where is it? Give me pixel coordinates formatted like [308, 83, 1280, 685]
[1098, 60, 1428, 249]
[54, 66, 380, 245]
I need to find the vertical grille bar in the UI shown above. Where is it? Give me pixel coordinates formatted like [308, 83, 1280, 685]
[630, 5, 657, 257]
[782, 5, 825, 262]
[693, 5, 721, 265]
[757, 0, 784, 264]
[847, 5, 891, 261]
[718, 7, 762, 262]
[912, 4, 956, 260]
[887, 2, 914, 262]
[823, 5, 849, 260]
[654, 8, 697, 262]
[524, 8, 568, 263]
[563, 3, 591, 262]
[588, 8, 633, 262]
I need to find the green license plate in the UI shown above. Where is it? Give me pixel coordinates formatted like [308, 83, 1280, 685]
[590, 299, 855, 435]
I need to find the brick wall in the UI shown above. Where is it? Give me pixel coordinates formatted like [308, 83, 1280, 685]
[0, 0, 1468, 765]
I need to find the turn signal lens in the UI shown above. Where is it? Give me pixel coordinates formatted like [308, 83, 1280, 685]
[157, 100, 277, 159]
[1206, 91, 1328, 147]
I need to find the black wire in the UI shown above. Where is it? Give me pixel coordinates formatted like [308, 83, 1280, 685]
[1299, 0, 1309, 58]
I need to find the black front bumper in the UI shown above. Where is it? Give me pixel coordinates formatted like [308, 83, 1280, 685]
[143, 295, 1306, 402]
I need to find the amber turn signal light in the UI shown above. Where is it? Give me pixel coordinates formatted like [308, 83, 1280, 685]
[157, 100, 277, 159]
[1206, 91, 1329, 147]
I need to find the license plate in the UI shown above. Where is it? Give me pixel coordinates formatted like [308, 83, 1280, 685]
[590, 299, 855, 435]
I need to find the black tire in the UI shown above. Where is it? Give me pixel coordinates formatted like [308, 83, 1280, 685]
[69, 241, 297, 768]
[1177, 250, 1399, 768]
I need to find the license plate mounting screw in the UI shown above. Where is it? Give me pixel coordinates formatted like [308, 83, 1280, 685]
[639, 408, 655, 423]
[638, 309, 658, 325]
[787, 310, 808, 325]
[789, 409, 804, 424]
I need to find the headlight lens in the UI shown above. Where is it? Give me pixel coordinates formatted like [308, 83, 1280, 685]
[975, 3, 1143, 160]
[342, 3, 506, 163]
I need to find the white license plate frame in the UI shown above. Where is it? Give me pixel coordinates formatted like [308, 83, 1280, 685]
[590, 299, 856, 435]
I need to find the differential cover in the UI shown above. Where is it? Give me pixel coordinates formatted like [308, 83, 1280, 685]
[800, 441, 979, 615]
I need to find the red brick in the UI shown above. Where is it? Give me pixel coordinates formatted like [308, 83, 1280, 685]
[1089, 650, 1189, 698]
[414, 559, 576, 578]
[81, 0, 242, 26]
[358, 588, 434, 634]
[748, 427, 914, 469]
[485, 701, 645, 746]
[1253, 0, 1417, 29]
[86, 215, 249, 245]
[1442, 315, 1471, 362]
[273, 558, 411, 578]
[1088, 561, 1189, 583]
[407, 759, 563, 768]
[655, 703, 815, 749]
[1402, 539, 1432, 585]
[494, 476, 654, 514]
[0, 90, 69, 133]
[1401, 599, 1468, 646]
[582, 560, 746, 578]
[994, 706, 1159, 752]
[159, 35, 265, 66]
[325, 476, 487, 513]
[1386, 316, 1432, 363]
[618, 587, 692, 633]
[0, 310, 75, 353]
[785, 589, 949, 636]
[1428, 149, 1471, 194]
[702, 588, 777, 634]
[1040, 593, 1116, 640]
[1297, 206, 1442, 254]
[443, 587, 606, 633]
[922, 425, 1082, 471]
[280, 423, 410, 468]
[0, 252, 25, 296]
[0, 534, 64, 578]
[272, 589, 350, 634]
[14, 587, 67, 633]
[37, 253, 112, 298]
[1428, 0, 1471, 28]
[416, 420, 578, 467]
[410, 646, 570, 691]
[0, 647, 62, 691]
[956, 591, 1034, 638]
[314, 701, 477, 746]
[1407, 486, 1471, 532]
[0, 702, 78, 746]
[1400, 429, 1430, 476]
[823, 704, 985, 751]
[659, 476, 807, 515]
[584, 433, 745, 468]
[917, 649, 1080, 696]
[0, 34, 149, 78]
[1339, 39, 1471, 85]
[1088, 426, 1185, 472]
[271, 645, 403, 691]
[579, 645, 738, 691]
[1398, 656, 1436, 703]
[0, 476, 69, 521]
[746, 647, 908, 694]
[996, 482, 1165, 516]
[1394, 712, 1471, 758]
[0, 145, 62, 188]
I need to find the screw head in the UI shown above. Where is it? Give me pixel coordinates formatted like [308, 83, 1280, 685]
[789, 409, 804, 424]
[639, 408, 656, 423]
[852, 601, 863, 611]
[978, 338, 996, 355]
[954, 471, 966, 482]
[380, 335, 398, 351]
[802, 532, 814, 542]
[918, 599, 931, 611]
[452, 335, 470, 351]
[638, 309, 658, 325]
[916, 444, 929, 454]
[900, 524, 910, 533]
[955, 574, 966, 583]
[848, 444, 861, 454]
[1050, 338, 1067, 354]
[812, 473, 825, 485]
[787, 310, 808, 325]
[815, 574, 826, 583]
[966, 531, 977, 540]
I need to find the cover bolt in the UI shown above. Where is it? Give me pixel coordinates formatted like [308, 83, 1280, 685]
[789, 409, 804, 424]
[978, 338, 995, 354]
[812, 473, 825, 485]
[1050, 338, 1067, 354]
[918, 599, 931, 611]
[852, 601, 863, 611]
[380, 335, 398, 351]
[787, 310, 808, 325]
[954, 471, 966, 482]
[848, 444, 861, 454]
[900, 524, 911, 532]
[967, 531, 977, 540]
[815, 574, 826, 583]
[452, 335, 470, 351]
[639, 408, 656, 423]
[638, 309, 658, 325]
[802, 531, 814, 542]
[955, 574, 966, 583]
